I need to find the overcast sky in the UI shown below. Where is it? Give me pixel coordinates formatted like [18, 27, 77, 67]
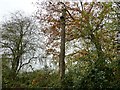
[0, 0, 116, 22]
[0, 0, 39, 22]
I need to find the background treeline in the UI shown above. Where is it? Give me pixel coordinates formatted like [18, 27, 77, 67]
[1, 1, 120, 89]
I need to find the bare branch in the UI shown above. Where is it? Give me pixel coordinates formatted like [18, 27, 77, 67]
[58, 2, 75, 20]
[79, 0, 83, 11]
[1, 41, 16, 58]
[17, 56, 37, 73]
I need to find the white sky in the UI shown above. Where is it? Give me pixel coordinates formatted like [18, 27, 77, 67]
[0, 0, 39, 22]
[0, 0, 117, 22]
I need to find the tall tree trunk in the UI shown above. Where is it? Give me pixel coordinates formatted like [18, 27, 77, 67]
[59, 8, 66, 87]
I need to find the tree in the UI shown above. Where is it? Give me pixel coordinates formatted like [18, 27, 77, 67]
[1, 11, 39, 87]
[35, 0, 118, 88]
[59, 3, 66, 86]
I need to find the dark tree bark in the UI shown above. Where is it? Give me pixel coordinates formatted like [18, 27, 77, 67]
[59, 8, 66, 87]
